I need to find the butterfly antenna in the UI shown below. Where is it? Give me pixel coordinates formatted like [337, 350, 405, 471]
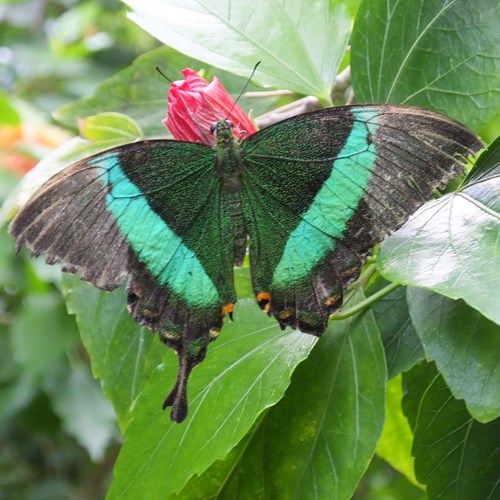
[225, 61, 261, 119]
[156, 66, 173, 83]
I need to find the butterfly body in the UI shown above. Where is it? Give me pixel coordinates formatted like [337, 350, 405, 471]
[9, 105, 483, 422]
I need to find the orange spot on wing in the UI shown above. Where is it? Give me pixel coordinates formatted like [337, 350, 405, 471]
[257, 292, 271, 302]
[325, 294, 341, 307]
[257, 292, 272, 312]
[278, 310, 294, 320]
[222, 303, 234, 315]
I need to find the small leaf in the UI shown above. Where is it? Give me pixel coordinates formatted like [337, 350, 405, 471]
[404, 362, 500, 499]
[108, 299, 317, 499]
[0, 90, 20, 125]
[123, 0, 351, 100]
[465, 134, 500, 187]
[351, 0, 500, 131]
[79, 112, 142, 142]
[378, 140, 500, 325]
[407, 289, 500, 422]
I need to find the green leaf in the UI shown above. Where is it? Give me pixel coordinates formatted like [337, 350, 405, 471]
[402, 361, 438, 431]
[54, 47, 174, 136]
[107, 299, 317, 499]
[0, 227, 29, 296]
[61, 276, 164, 429]
[0, 376, 35, 424]
[465, 134, 500, 186]
[0, 319, 36, 423]
[122, 0, 351, 101]
[170, 285, 391, 500]
[407, 289, 500, 423]
[178, 288, 386, 499]
[404, 362, 500, 499]
[368, 277, 424, 378]
[351, 0, 500, 131]
[212, 288, 386, 499]
[170, 423, 260, 499]
[378, 140, 500, 325]
[376, 375, 420, 487]
[54, 46, 281, 137]
[79, 112, 143, 142]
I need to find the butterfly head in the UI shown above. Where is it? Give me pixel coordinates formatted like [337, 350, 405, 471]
[210, 119, 234, 141]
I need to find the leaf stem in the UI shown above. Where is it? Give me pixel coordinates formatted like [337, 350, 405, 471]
[331, 281, 401, 320]
[355, 262, 377, 288]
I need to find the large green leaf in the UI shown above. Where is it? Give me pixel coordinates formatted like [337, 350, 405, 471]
[62, 276, 164, 429]
[407, 289, 500, 423]
[122, 0, 351, 101]
[54, 47, 194, 136]
[216, 289, 386, 499]
[351, 0, 500, 132]
[404, 362, 500, 500]
[165, 288, 386, 499]
[378, 139, 500, 325]
[107, 299, 317, 499]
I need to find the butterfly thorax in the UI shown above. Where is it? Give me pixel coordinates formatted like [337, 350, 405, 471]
[212, 119, 247, 265]
[214, 120, 244, 193]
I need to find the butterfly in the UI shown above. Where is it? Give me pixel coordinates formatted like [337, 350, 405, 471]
[9, 104, 483, 422]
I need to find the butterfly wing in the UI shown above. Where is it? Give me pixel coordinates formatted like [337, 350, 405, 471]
[9, 140, 237, 421]
[240, 105, 483, 333]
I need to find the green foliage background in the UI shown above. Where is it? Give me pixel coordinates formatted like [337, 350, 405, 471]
[0, 0, 499, 499]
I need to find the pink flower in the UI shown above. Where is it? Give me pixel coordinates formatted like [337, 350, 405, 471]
[164, 68, 256, 146]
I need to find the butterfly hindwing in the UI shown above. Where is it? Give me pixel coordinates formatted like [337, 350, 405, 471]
[9, 140, 239, 421]
[241, 105, 483, 332]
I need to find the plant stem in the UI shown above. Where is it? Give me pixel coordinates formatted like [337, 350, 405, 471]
[331, 281, 401, 320]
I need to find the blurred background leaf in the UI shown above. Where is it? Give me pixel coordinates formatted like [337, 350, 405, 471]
[0, 0, 158, 496]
